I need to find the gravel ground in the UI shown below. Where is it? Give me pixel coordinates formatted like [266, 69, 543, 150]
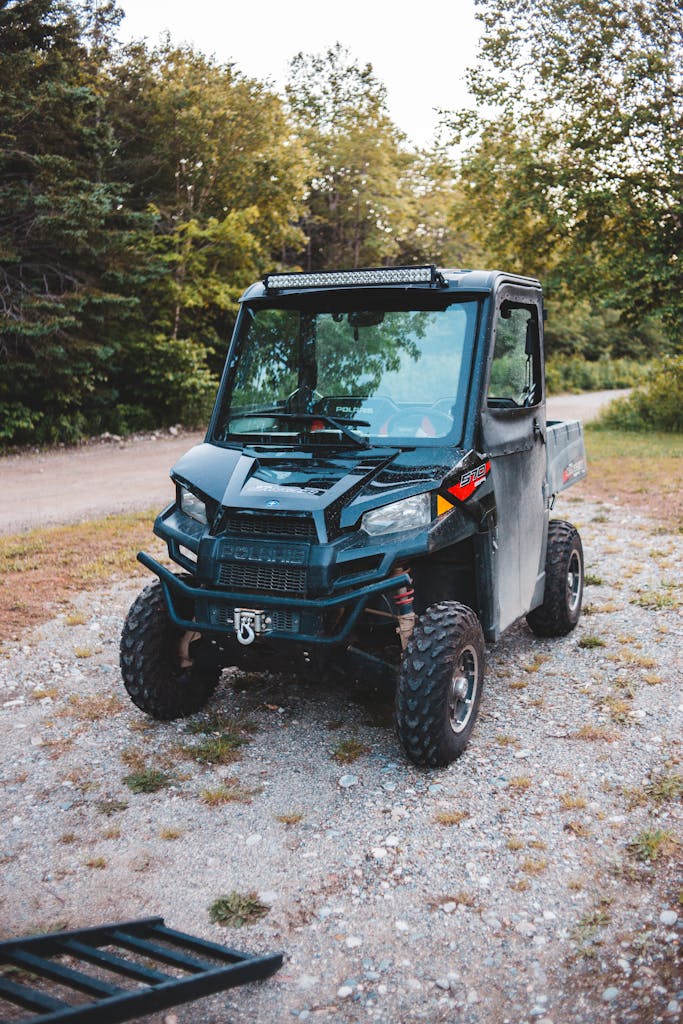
[1, 496, 681, 1024]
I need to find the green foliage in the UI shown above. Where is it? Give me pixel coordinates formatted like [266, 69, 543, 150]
[545, 356, 650, 395]
[286, 44, 447, 270]
[209, 892, 269, 927]
[595, 357, 683, 433]
[112, 335, 218, 432]
[448, 0, 683, 350]
[122, 768, 171, 793]
[627, 829, 678, 863]
[2, 0, 679, 446]
[0, 2, 307, 446]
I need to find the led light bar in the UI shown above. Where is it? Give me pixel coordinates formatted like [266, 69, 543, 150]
[264, 265, 442, 291]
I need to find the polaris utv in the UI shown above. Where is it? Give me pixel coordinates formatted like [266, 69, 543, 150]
[120, 266, 587, 767]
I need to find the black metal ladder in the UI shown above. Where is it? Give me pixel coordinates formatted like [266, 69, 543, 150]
[0, 917, 283, 1023]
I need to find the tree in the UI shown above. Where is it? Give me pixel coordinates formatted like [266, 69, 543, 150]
[0, 0, 141, 442]
[446, 0, 683, 350]
[103, 42, 308, 376]
[0, 5, 311, 443]
[286, 44, 420, 270]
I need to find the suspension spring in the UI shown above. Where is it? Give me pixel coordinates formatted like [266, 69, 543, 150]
[392, 566, 416, 650]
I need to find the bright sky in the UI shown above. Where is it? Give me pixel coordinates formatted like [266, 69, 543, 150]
[116, 0, 482, 148]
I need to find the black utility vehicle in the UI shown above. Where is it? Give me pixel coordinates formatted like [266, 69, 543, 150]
[120, 266, 587, 766]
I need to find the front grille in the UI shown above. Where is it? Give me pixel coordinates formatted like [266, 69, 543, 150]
[271, 609, 301, 632]
[208, 605, 301, 634]
[219, 512, 317, 541]
[217, 562, 307, 594]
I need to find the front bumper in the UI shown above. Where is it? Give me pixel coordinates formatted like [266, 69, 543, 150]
[139, 551, 410, 647]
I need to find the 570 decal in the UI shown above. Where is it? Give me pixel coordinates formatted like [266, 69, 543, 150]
[448, 460, 491, 502]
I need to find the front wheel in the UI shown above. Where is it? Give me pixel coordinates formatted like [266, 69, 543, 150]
[120, 580, 220, 719]
[526, 519, 584, 637]
[395, 602, 485, 768]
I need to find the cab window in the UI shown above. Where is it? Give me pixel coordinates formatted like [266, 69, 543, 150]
[487, 302, 541, 409]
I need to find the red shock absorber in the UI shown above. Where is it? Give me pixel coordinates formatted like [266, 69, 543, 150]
[392, 566, 416, 650]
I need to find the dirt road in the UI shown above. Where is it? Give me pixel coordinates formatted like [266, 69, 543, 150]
[0, 390, 627, 534]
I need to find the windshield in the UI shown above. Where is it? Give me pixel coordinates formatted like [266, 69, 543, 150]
[211, 296, 479, 447]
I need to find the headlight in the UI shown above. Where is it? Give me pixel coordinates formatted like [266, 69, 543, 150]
[179, 486, 208, 525]
[360, 493, 431, 536]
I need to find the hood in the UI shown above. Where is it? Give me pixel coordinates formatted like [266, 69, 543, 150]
[171, 442, 462, 531]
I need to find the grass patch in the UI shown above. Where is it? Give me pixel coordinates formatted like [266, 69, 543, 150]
[572, 897, 612, 953]
[160, 828, 184, 840]
[182, 714, 256, 766]
[186, 734, 246, 765]
[31, 687, 59, 700]
[507, 776, 531, 793]
[62, 694, 124, 721]
[579, 428, 682, 531]
[633, 585, 680, 611]
[427, 891, 479, 911]
[95, 798, 128, 816]
[209, 892, 269, 927]
[185, 711, 257, 736]
[578, 635, 606, 649]
[523, 654, 549, 673]
[332, 738, 369, 764]
[560, 793, 587, 811]
[123, 768, 172, 794]
[276, 812, 304, 825]
[201, 780, 258, 805]
[84, 857, 106, 870]
[572, 724, 619, 742]
[603, 695, 633, 725]
[434, 809, 469, 826]
[646, 773, 683, 804]
[0, 511, 164, 640]
[506, 837, 525, 851]
[564, 820, 591, 837]
[520, 856, 548, 874]
[584, 573, 604, 586]
[65, 611, 89, 626]
[628, 829, 679, 863]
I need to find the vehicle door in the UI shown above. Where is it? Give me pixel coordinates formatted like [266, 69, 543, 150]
[480, 287, 547, 634]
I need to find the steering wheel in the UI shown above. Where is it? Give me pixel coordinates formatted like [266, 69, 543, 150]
[381, 408, 454, 438]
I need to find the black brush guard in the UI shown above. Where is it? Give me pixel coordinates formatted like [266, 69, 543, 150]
[0, 917, 283, 1023]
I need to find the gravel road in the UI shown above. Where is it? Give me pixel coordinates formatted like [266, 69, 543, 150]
[1, 494, 681, 1024]
[0, 391, 628, 535]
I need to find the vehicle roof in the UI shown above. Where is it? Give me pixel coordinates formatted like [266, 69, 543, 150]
[240, 268, 542, 302]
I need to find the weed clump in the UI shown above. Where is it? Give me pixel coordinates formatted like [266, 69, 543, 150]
[123, 768, 171, 794]
[628, 829, 678, 863]
[209, 892, 269, 927]
[578, 635, 606, 649]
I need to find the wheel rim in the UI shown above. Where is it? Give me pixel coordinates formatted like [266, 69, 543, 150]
[447, 645, 479, 734]
[566, 549, 582, 613]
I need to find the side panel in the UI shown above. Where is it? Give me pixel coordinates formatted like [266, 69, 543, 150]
[546, 420, 587, 497]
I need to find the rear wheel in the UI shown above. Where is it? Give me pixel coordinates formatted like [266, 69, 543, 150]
[120, 580, 220, 719]
[395, 602, 485, 767]
[526, 519, 584, 637]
